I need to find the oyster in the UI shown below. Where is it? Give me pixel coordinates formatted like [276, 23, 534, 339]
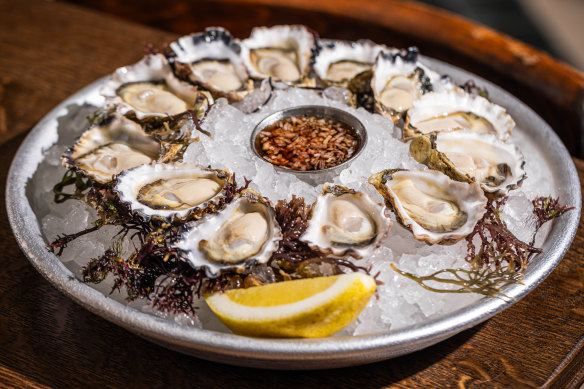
[170, 27, 253, 101]
[100, 54, 212, 120]
[175, 189, 282, 277]
[300, 184, 392, 258]
[62, 114, 160, 183]
[313, 39, 386, 87]
[410, 130, 526, 196]
[114, 162, 231, 221]
[369, 169, 487, 244]
[240, 25, 316, 84]
[403, 90, 515, 141]
[371, 47, 448, 123]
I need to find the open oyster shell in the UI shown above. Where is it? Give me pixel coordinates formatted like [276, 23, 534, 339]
[369, 169, 487, 245]
[170, 27, 254, 101]
[410, 130, 526, 196]
[240, 25, 316, 84]
[371, 47, 450, 123]
[114, 162, 232, 222]
[300, 184, 392, 258]
[403, 90, 515, 141]
[62, 114, 160, 183]
[100, 54, 212, 120]
[175, 189, 282, 277]
[313, 39, 387, 87]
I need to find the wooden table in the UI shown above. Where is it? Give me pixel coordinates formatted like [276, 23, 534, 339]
[1, 0, 583, 387]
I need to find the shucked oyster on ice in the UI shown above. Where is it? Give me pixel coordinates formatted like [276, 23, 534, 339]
[369, 169, 487, 245]
[114, 162, 232, 222]
[240, 25, 316, 84]
[371, 47, 448, 123]
[403, 89, 515, 141]
[62, 114, 160, 183]
[175, 189, 282, 277]
[313, 39, 386, 87]
[170, 27, 254, 101]
[300, 184, 392, 258]
[100, 54, 212, 120]
[410, 130, 526, 196]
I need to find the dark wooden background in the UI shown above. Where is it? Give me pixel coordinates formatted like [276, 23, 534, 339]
[1, 0, 583, 387]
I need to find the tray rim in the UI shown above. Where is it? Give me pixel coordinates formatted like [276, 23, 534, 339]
[6, 56, 581, 369]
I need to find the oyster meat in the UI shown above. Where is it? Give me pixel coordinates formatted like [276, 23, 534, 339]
[62, 114, 160, 183]
[300, 184, 392, 257]
[410, 130, 526, 196]
[175, 189, 282, 277]
[371, 48, 448, 123]
[241, 25, 316, 83]
[313, 39, 386, 86]
[115, 162, 231, 221]
[170, 27, 253, 101]
[100, 54, 212, 120]
[403, 90, 515, 141]
[369, 169, 487, 244]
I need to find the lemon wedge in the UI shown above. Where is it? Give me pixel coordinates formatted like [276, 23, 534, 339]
[204, 272, 376, 338]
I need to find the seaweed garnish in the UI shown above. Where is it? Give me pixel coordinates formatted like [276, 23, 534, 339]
[47, 170, 259, 315]
[269, 196, 370, 280]
[53, 170, 94, 203]
[392, 196, 573, 298]
[85, 107, 115, 127]
[391, 264, 522, 298]
[48, 185, 372, 316]
[530, 196, 574, 245]
[465, 197, 541, 271]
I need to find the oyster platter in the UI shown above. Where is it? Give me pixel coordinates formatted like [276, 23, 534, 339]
[7, 24, 580, 368]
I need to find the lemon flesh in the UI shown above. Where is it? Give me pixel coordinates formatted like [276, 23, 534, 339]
[204, 273, 376, 338]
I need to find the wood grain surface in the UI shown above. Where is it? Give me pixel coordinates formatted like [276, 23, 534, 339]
[1, 0, 584, 388]
[0, 0, 175, 147]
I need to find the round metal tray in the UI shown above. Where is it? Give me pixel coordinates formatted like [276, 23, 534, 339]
[6, 57, 581, 369]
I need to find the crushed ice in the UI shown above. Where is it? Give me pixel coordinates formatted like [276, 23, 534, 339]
[35, 87, 555, 335]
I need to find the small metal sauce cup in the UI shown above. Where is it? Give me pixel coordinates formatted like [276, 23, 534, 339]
[250, 105, 368, 186]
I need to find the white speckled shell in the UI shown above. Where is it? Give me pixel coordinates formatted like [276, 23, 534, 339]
[100, 54, 201, 119]
[175, 189, 282, 277]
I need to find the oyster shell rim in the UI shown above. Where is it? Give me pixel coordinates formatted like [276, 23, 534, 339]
[175, 188, 283, 277]
[370, 47, 445, 123]
[313, 39, 389, 87]
[61, 113, 161, 184]
[114, 162, 233, 223]
[368, 168, 488, 245]
[299, 183, 393, 258]
[240, 24, 317, 84]
[403, 89, 516, 141]
[409, 130, 527, 197]
[100, 53, 207, 120]
[169, 27, 255, 101]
